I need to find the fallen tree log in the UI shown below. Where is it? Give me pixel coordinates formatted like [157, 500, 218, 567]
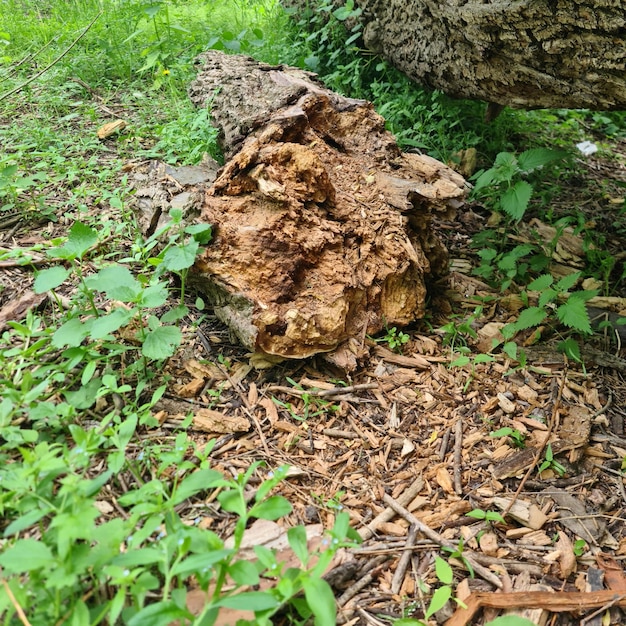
[288, 0, 626, 111]
[152, 51, 466, 366]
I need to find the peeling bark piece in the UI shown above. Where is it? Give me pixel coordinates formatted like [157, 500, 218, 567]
[188, 51, 466, 361]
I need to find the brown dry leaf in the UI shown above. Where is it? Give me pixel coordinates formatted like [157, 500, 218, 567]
[184, 359, 226, 380]
[596, 553, 626, 592]
[0, 290, 46, 332]
[259, 397, 279, 425]
[551, 532, 577, 579]
[97, 119, 127, 139]
[436, 466, 455, 494]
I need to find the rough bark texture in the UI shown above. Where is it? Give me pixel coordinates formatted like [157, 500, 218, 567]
[182, 51, 465, 365]
[318, 0, 626, 110]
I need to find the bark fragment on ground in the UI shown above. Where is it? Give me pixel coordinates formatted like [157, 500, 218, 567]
[184, 51, 465, 364]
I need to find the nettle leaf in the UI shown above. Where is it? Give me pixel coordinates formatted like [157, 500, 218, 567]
[34, 266, 70, 293]
[527, 274, 553, 292]
[162, 240, 199, 272]
[517, 148, 566, 173]
[557, 298, 593, 334]
[513, 306, 547, 331]
[48, 221, 98, 260]
[555, 271, 581, 293]
[141, 325, 182, 360]
[249, 495, 292, 520]
[0, 539, 55, 572]
[500, 180, 532, 221]
[538, 288, 557, 308]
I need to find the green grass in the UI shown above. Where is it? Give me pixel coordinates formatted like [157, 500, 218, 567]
[1, 0, 625, 623]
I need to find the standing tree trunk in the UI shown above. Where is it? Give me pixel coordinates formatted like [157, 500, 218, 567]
[304, 0, 626, 110]
[178, 51, 465, 367]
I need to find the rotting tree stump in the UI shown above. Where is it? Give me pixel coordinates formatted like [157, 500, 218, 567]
[179, 51, 466, 367]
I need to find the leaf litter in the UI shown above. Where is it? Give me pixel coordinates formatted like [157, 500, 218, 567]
[2, 112, 626, 626]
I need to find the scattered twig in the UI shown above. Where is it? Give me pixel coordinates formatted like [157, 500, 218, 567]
[1, 576, 32, 626]
[323, 428, 360, 439]
[0, 12, 103, 103]
[453, 419, 463, 495]
[391, 523, 418, 594]
[337, 555, 389, 606]
[501, 367, 567, 519]
[358, 475, 424, 540]
[382, 493, 503, 589]
[445, 591, 626, 626]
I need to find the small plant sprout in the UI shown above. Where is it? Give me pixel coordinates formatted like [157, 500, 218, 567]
[375, 325, 410, 352]
[467, 509, 506, 524]
[489, 427, 526, 449]
[538, 444, 566, 477]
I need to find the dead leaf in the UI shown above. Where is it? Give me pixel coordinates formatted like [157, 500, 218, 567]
[97, 119, 126, 139]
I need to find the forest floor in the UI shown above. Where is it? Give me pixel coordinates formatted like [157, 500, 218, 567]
[2, 76, 626, 625]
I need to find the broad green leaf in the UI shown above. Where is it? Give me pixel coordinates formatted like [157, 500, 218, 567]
[52, 317, 92, 348]
[171, 469, 223, 505]
[0, 539, 55, 572]
[303, 576, 336, 626]
[513, 306, 547, 331]
[527, 274, 553, 291]
[90, 308, 134, 339]
[33, 266, 70, 293]
[517, 148, 566, 173]
[249, 495, 292, 520]
[425, 585, 452, 619]
[162, 240, 199, 272]
[141, 325, 182, 360]
[138, 283, 169, 309]
[228, 559, 260, 586]
[185, 223, 212, 244]
[556, 299, 592, 334]
[474, 353, 495, 364]
[218, 591, 279, 611]
[288, 525, 309, 566]
[170, 550, 232, 578]
[127, 600, 192, 626]
[500, 180, 532, 221]
[450, 355, 470, 367]
[434, 556, 453, 584]
[160, 305, 189, 324]
[88, 265, 142, 301]
[3, 508, 51, 537]
[467, 509, 487, 520]
[48, 221, 98, 260]
[111, 547, 163, 568]
[218, 489, 246, 517]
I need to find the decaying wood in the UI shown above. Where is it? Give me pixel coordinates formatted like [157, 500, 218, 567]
[185, 51, 465, 363]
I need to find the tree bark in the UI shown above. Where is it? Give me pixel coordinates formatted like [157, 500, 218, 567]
[316, 0, 626, 110]
[170, 52, 465, 367]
